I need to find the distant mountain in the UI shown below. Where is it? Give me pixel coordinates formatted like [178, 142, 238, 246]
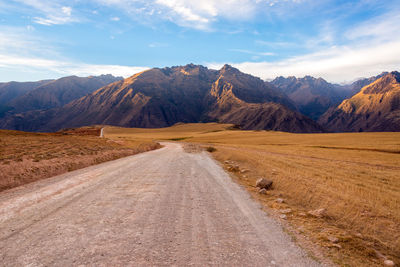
[0, 64, 323, 133]
[319, 71, 400, 132]
[271, 76, 348, 120]
[0, 80, 53, 116]
[7, 74, 122, 113]
[346, 72, 388, 97]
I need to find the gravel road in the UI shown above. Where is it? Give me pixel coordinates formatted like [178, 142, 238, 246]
[0, 143, 321, 266]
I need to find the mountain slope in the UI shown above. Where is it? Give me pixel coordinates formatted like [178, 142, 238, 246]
[271, 76, 348, 120]
[0, 80, 53, 116]
[8, 74, 122, 113]
[0, 64, 323, 133]
[0, 80, 53, 105]
[346, 72, 387, 97]
[319, 71, 400, 132]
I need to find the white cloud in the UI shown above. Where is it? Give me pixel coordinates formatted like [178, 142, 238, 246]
[206, 7, 400, 83]
[229, 49, 275, 56]
[208, 40, 400, 83]
[26, 25, 35, 31]
[110, 16, 120, 21]
[92, 0, 303, 30]
[0, 53, 148, 81]
[8, 0, 77, 25]
[345, 10, 400, 42]
[62, 6, 72, 16]
[0, 26, 147, 81]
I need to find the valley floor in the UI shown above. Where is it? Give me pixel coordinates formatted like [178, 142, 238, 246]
[105, 123, 400, 266]
[0, 142, 319, 266]
[0, 126, 160, 191]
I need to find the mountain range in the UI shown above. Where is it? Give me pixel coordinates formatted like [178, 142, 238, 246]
[319, 71, 400, 132]
[0, 64, 399, 133]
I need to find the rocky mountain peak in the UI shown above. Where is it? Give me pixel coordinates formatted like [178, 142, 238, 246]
[219, 64, 240, 74]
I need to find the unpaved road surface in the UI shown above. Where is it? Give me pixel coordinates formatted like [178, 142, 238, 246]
[0, 143, 321, 266]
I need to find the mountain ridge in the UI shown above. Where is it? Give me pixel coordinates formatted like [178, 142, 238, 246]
[319, 71, 400, 132]
[0, 64, 323, 133]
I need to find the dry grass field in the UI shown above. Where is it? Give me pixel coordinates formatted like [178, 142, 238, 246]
[105, 123, 400, 267]
[0, 126, 160, 191]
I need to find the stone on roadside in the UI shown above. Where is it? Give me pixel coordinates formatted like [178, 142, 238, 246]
[331, 244, 342, 249]
[255, 178, 273, 190]
[280, 214, 287, 219]
[307, 208, 327, 218]
[327, 236, 339, 243]
[280, 209, 292, 214]
[258, 188, 268, 195]
[384, 260, 395, 266]
[275, 198, 285, 203]
[228, 165, 240, 172]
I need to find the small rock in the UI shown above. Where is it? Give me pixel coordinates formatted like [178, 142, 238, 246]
[258, 188, 268, 195]
[384, 260, 395, 266]
[275, 198, 285, 203]
[280, 208, 292, 214]
[355, 233, 363, 238]
[256, 178, 273, 190]
[280, 214, 287, 219]
[240, 169, 249, 173]
[308, 208, 327, 218]
[327, 236, 339, 243]
[331, 244, 342, 249]
[298, 212, 307, 217]
[227, 166, 240, 172]
[224, 160, 230, 164]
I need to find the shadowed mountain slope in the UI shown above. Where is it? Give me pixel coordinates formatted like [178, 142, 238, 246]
[271, 76, 349, 120]
[8, 74, 122, 113]
[0, 64, 323, 133]
[319, 71, 400, 132]
[0, 80, 53, 116]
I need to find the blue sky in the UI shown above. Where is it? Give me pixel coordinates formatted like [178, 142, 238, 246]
[0, 0, 399, 83]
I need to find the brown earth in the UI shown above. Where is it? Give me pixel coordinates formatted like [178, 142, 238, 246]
[0, 127, 160, 191]
[103, 124, 400, 266]
[0, 143, 322, 266]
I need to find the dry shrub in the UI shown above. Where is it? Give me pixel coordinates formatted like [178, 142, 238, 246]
[206, 146, 217, 152]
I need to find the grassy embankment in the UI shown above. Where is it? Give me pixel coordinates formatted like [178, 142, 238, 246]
[105, 123, 400, 267]
[0, 126, 160, 191]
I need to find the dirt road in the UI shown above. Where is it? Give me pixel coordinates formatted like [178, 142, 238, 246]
[0, 143, 321, 266]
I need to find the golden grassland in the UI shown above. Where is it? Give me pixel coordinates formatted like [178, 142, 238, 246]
[105, 123, 400, 267]
[0, 127, 160, 191]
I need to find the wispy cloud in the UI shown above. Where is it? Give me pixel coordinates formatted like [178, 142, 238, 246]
[6, 0, 78, 25]
[209, 40, 400, 83]
[229, 49, 275, 57]
[345, 10, 400, 42]
[0, 26, 147, 81]
[91, 0, 304, 30]
[0, 53, 148, 81]
[209, 7, 400, 82]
